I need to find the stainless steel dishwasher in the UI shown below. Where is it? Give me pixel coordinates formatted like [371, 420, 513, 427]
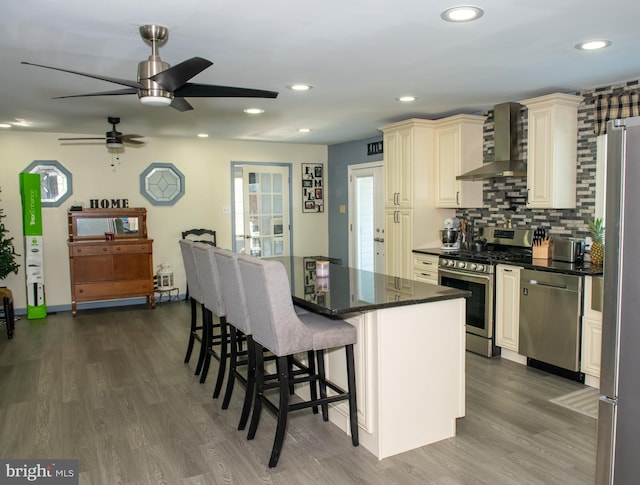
[519, 269, 583, 378]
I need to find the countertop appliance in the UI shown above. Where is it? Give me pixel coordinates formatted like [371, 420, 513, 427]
[518, 268, 583, 381]
[438, 226, 533, 357]
[441, 218, 461, 250]
[552, 238, 585, 263]
[595, 117, 640, 484]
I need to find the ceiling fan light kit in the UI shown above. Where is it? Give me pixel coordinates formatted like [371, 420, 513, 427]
[21, 24, 278, 112]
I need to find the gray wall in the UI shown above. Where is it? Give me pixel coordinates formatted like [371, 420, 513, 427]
[327, 135, 383, 265]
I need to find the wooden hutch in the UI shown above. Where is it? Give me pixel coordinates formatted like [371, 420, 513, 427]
[67, 208, 155, 316]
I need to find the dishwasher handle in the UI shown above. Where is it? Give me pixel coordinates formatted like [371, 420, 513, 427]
[525, 279, 569, 290]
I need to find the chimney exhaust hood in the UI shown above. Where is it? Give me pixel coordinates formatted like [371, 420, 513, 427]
[456, 101, 527, 181]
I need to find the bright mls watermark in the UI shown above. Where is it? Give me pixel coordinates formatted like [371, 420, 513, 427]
[0, 460, 78, 484]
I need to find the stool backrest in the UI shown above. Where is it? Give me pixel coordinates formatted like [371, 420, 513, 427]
[178, 239, 203, 303]
[192, 243, 226, 317]
[182, 228, 216, 247]
[237, 255, 312, 356]
[214, 248, 251, 335]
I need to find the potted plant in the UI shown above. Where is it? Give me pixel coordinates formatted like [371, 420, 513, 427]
[587, 217, 605, 266]
[0, 187, 20, 281]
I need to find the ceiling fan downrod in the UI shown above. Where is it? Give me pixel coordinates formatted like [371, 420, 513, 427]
[138, 25, 172, 105]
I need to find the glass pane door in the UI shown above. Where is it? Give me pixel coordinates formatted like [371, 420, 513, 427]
[234, 164, 290, 257]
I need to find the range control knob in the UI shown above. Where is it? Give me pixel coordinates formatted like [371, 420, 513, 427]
[470, 263, 477, 270]
[477, 264, 485, 272]
[457, 261, 466, 269]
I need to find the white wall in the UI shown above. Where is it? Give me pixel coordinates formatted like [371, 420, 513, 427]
[0, 132, 328, 311]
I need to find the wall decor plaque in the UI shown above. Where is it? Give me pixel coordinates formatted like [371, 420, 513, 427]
[302, 163, 324, 213]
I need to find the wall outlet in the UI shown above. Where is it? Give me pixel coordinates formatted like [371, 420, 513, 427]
[222, 206, 231, 214]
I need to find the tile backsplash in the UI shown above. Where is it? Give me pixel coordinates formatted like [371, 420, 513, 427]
[456, 79, 640, 240]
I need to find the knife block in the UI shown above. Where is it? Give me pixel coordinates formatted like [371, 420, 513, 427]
[533, 240, 551, 260]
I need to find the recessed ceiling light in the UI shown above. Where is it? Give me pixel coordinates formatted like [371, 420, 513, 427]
[0, 123, 11, 128]
[197, 133, 209, 138]
[243, 108, 265, 114]
[298, 128, 311, 133]
[289, 84, 313, 91]
[397, 96, 417, 102]
[575, 39, 612, 51]
[441, 5, 484, 22]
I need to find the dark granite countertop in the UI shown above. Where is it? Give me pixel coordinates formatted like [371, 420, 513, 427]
[271, 256, 470, 316]
[412, 247, 603, 277]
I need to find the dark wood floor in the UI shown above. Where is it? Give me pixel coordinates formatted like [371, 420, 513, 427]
[0, 301, 597, 484]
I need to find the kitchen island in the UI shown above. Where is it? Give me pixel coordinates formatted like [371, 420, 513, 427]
[276, 257, 470, 460]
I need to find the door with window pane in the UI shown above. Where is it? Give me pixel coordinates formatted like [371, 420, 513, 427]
[349, 163, 384, 272]
[235, 165, 290, 257]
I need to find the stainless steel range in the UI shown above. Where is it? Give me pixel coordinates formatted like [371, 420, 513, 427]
[438, 227, 533, 357]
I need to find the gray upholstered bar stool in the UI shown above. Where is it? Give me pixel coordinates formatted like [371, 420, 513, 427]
[214, 248, 255, 428]
[192, 243, 228, 396]
[238, 256, 359, 468]
[178, 239, 208, 376]
[215, 249, 315, 429]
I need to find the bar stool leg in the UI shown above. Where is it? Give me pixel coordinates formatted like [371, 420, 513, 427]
[316, 349, 329, 421]
[269, 355, 291, 468]
[222, 327, 240, 409]
[306, 350, 319, 415]
[193, 300, 210, 375]
[184, 297, 198, 364]
[210, 316, 228, 394]
[346, 344, 359, 446]
[238, 335, 256, 430]
[247, 342, 265, 440]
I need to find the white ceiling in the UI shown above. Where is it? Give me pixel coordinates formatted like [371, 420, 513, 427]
[2, 0, 639, 145]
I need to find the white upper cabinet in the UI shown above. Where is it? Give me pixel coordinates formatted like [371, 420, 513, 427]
[381, 119, 435, 208]
[434, 114, 485, 208]
[521, 93, 583, 209]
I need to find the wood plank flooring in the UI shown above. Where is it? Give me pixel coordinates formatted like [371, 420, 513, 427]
[0, 301, 597, 484]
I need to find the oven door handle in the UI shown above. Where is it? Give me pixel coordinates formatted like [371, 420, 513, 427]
[439, 268, 492, 282]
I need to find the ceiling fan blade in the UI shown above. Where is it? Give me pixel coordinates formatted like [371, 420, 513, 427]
[53, 88, 138, 99]
[58, 137, 105, 141]
[174, 83, 279, 98]
[169, 97, 194, 112]
[122, 134, 144, 145]
[123, 138, 145, 145]
[21, 62, 142, 89]
[150, 57, 213, 91]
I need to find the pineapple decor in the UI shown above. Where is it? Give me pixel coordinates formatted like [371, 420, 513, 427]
[588, 217, 605, 266]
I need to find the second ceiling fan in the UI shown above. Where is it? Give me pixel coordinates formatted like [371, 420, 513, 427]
[22, 24, 278, 112]
[59, 117, 143, 148]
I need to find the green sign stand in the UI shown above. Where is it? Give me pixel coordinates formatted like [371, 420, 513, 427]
[19, 173, 47, 319]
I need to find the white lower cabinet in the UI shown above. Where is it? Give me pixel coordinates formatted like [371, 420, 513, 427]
[581, 276, 603, 381]
[412, 253, 439, 284]
[495, 264, 521, 352]
[321, 298, 466, 459]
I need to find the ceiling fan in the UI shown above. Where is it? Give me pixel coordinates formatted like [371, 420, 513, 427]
[21, 24, 278, 112]
[58, 116, 143, 148]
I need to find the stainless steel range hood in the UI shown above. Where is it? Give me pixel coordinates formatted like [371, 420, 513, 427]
[457, 101, 527, 181]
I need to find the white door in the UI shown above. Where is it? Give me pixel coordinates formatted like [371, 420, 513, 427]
[232, 164, 291, 257]
[348, 162, 384, 272]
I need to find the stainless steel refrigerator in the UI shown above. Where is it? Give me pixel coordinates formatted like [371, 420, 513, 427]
[595, 117, 640, 484]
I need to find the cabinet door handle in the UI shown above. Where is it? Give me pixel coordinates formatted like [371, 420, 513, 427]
[504, 269, 513, 272]
[456, 191, 460, 206]
[526, 188, 530, 204]
[421, 261, 433, 266]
